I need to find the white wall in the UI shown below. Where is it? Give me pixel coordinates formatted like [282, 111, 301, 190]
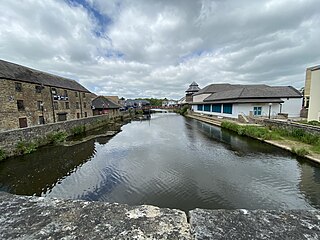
[308, 69, 320, 121]
[193, 94, 211, 103]
[281, 98, 302, 118]
[192, 103, 281, 119]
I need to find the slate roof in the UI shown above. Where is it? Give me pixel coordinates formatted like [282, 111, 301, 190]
[203, 84, 302, 102]
[309, 65, 320, 71]
[92, 96, 121, 109]
[0, 59, 90, 92]
[194, 83, 269, 96]
[186, 81, 200, 92]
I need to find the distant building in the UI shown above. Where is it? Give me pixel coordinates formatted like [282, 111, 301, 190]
[307, 66, 320, 121]
[185, 81, 200, 103]
[125, 99, 150, 108]
[191, 83, 302, 119]
[0, 60, 92, 131]
[92, 96, 121, 116]
[162, 99, 178, 107]
[105, 96, 120, 104]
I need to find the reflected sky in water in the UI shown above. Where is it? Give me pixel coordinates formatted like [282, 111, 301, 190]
[1, 113, 320, 211]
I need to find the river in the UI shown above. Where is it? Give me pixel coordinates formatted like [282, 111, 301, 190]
[1, 113, 320, 212]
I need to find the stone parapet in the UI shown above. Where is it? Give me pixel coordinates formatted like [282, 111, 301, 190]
[190, 208, 320, 240]
[0, 192, 190, 239]
[1, 192, 320, 239]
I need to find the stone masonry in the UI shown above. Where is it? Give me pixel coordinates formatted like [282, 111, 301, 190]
[0, 78, 92, 131]
[0, 192, 319, 239]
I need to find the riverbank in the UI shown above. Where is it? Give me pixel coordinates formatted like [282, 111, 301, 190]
[0, 113, 132, 160]
[186, 113, 320, 165]
[1, 192, 319, 239]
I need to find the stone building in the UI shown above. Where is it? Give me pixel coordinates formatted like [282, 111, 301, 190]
[0, 60, 92, 131]
[92, 96, 120, 116]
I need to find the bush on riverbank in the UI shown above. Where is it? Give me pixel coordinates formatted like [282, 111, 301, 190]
[176, 105, 189, 116]
[291, 147, 310, 157]
[15, 141, 37, 155]
[47, 131, 68, 144]
[222, 120, 320, 156]
[71, 125, 86, 136]
[221, 121, 279, 140]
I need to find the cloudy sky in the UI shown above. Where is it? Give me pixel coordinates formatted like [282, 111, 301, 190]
[0, 0, 319, 99]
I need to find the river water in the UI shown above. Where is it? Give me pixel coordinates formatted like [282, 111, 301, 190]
[1, 113, 320, 212]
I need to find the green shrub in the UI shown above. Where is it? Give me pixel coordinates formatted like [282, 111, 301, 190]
[291, 147, 310, 157]
[179, 105, 189, 116]
[71, 125, 86, 135]
[0, 149, 6, 161]
[221, 121, 278, 140]
[47, 131, 68, 144]
[16, 141, 37, 155]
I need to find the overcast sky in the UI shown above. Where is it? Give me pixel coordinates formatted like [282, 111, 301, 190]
[0, 0, 319, 99]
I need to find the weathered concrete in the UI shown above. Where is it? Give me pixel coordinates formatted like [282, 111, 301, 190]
[190, 208, 320, 240]
[0, 192, 190, 239]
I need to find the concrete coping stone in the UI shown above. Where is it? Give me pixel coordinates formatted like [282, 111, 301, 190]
[0, 192, 191, 239]
[190, 208, 320, 240]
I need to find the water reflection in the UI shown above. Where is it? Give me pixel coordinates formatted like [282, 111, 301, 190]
[0, 113, 320, 212]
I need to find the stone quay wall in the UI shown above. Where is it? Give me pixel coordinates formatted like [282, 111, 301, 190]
[0, 113, 131, 157]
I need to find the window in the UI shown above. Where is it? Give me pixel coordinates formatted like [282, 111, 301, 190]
[253, 107, 262, 116]
[75, 91, 78, 97]
[65, 102, 70, 109]
[77, 113, 80, 119]
[76, 102, 80, 109]
[57, 113, 67, 122]
[223, 104, 233, 114]
[212, 104, 222, 113]
[35, 85, 42, 93]
[83, 102, 86, 108]
[51, 88, 57, 95]
[39, 116, 45, 125]
[53, 101, 58, 110]
[84, 112, 87, 117]
[197, 104, 203, 111]
[19, 117, 27, 128]
[15, 82, 22, 92]
[37, 101, 43, 111]
[204, 104, 210, 112]
[17, 100, 25, 111]
[82, 92, 86, 98]
[64, 90, 68, 97]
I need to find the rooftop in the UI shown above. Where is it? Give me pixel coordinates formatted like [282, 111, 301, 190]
[0, 59, 90, 92]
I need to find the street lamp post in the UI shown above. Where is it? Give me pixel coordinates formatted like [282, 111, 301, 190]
[268, 103, 272, 119]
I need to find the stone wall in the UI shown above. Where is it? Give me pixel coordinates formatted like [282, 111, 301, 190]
[0, 78, 92, 132]
[0, 113, 130, 157]
[263, 119, 320, 135]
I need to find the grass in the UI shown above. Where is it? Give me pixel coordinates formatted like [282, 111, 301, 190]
[15, 141, 37, 155]
[222, 120, 320, 158]
[47, 131, 68, 144]
[291, 147, 310, 157]
[299, 120, 320, 127]
[0, 149, 6, 161]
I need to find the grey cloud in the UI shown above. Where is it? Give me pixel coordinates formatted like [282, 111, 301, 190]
[0, 0, 319, 99]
